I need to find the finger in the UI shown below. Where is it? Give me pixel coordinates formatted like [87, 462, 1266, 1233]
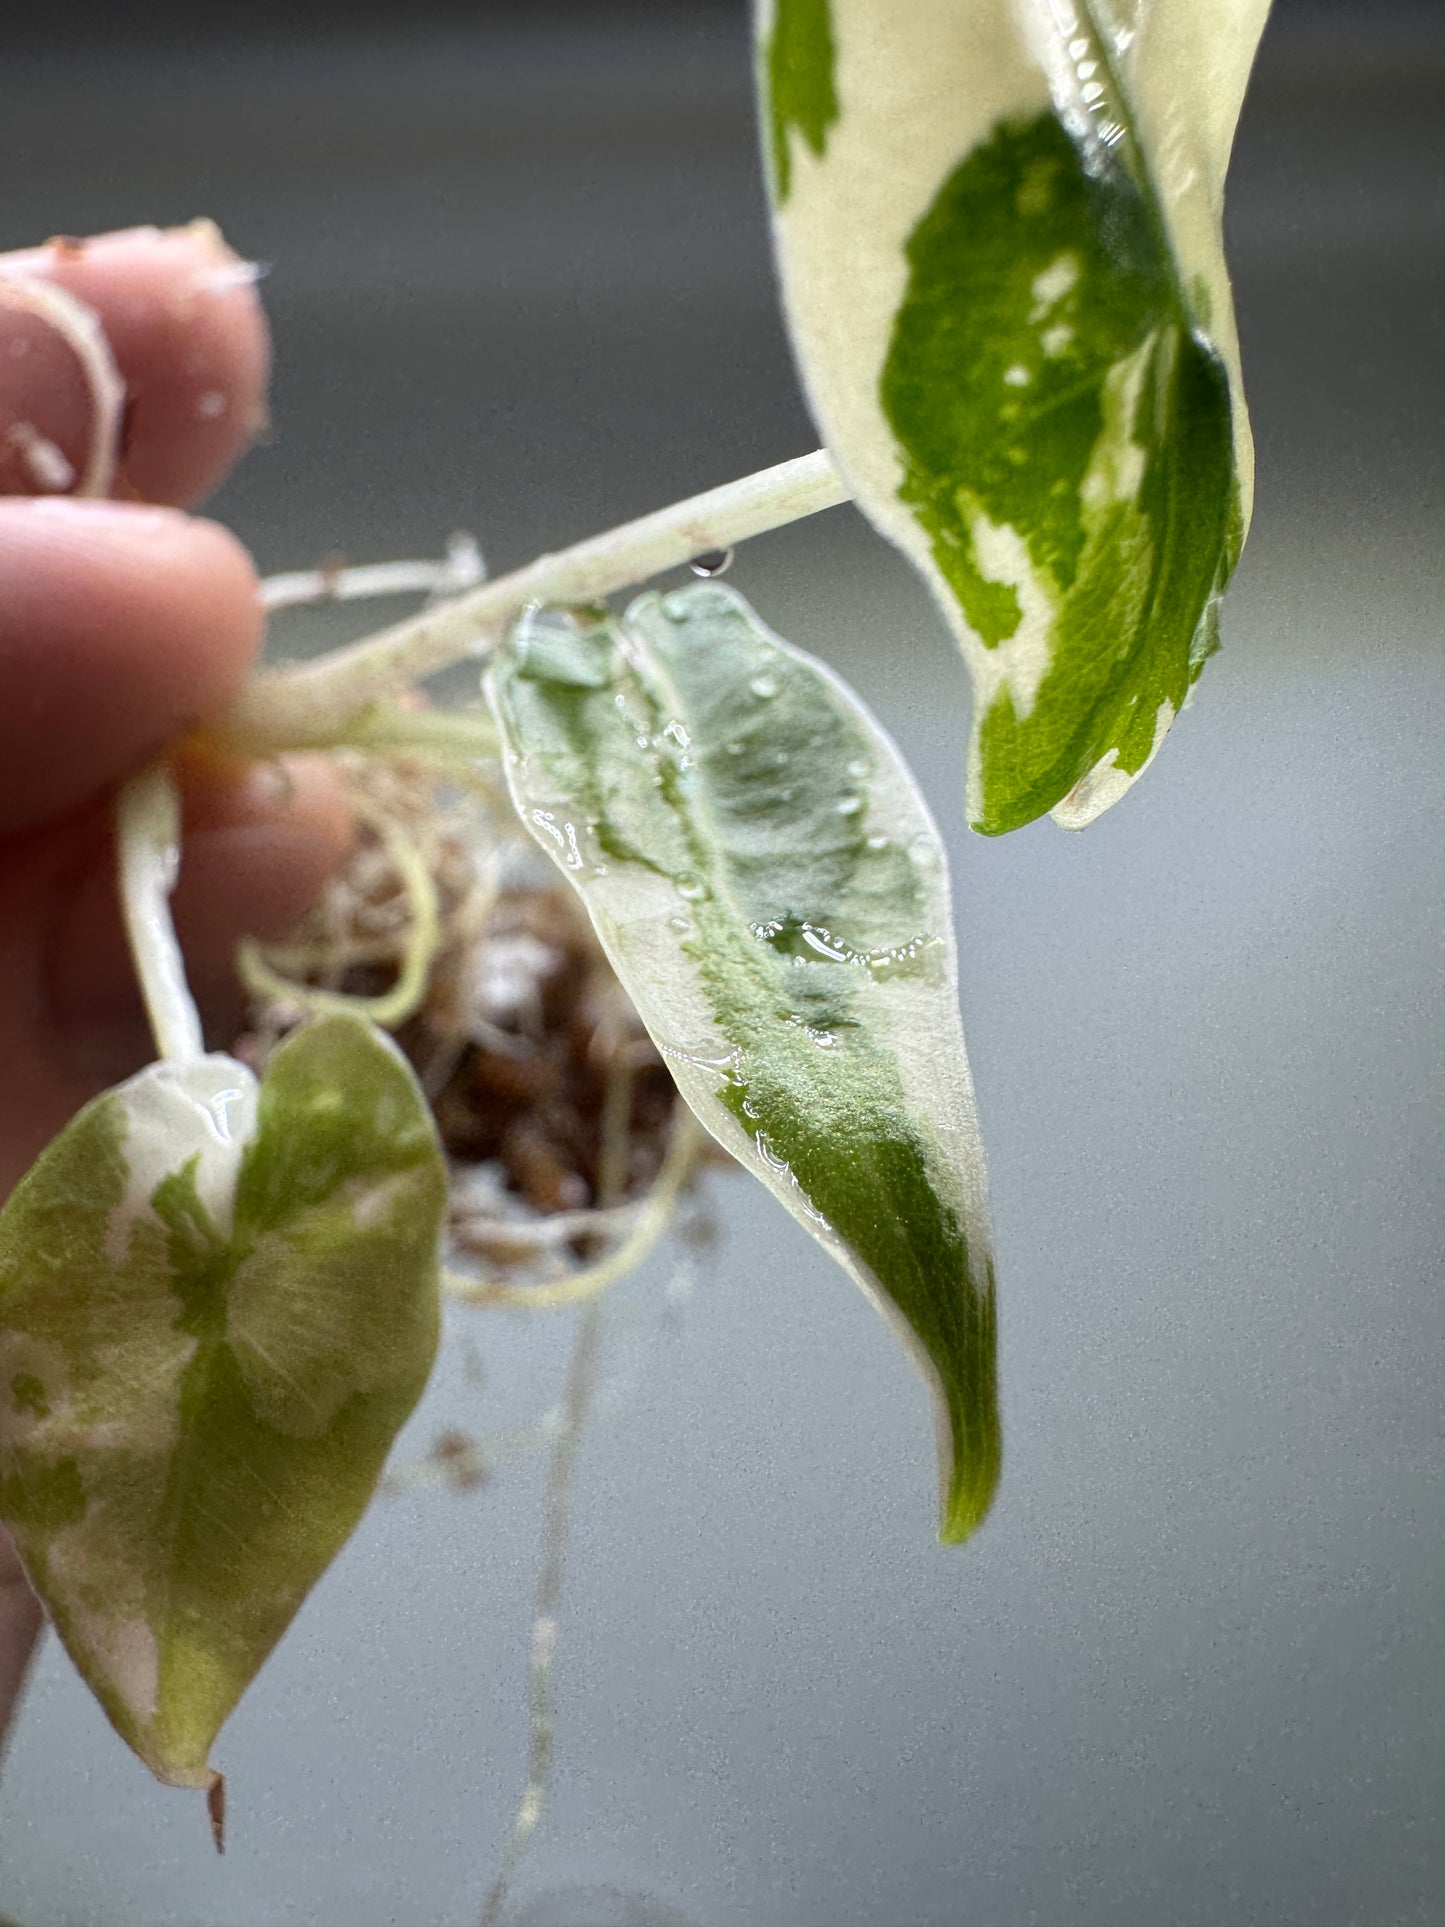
[0, 223, 269, 508]
[174, 755, 357, 1044]
[46, 755, 355, 1082]
[0, 498, 261, 835]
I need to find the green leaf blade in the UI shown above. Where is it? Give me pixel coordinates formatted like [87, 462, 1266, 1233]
[490, 584, 999, 1541]
[759, 0, 1267, 832]
[0, 1015, 446, 1791]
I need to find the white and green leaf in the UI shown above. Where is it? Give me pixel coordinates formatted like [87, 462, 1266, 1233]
[487, 583, 999, 1542]
[0, 1015, 446, 1803]
[759, 0, 1270, 833]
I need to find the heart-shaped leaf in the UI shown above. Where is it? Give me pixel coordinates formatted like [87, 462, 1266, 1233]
[488, 583, 999, 1541]
[0, 1014, 446, 1805]
[759, 0, 1269, 832]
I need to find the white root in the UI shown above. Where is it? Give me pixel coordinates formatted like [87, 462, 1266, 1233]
[260, 533, 485, 614]
[238, 787, 444, 1032]
[444, 1106, 706, 1312]
[0, 271, 124, 499]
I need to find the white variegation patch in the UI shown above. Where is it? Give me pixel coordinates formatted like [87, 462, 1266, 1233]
[47, 1525, 163, 1728]
[964, 504, 1058, 719]
[1052, 696, 1176, 829]
[1029, 250, 1080, 317]
[1079, 331, 1155, 515]
[104, 1056, 259, 1265]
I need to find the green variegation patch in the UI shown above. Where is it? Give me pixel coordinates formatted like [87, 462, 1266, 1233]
[0, 1015, 446, 1803]
[760, 0, 1269, 832]
[761, 0, 839, 203]
[488, 584, 998, 1542]
[882, 109, 1238, 833]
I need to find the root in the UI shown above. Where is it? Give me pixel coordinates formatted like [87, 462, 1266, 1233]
[260, 533, 485, 614]
[0, 273, 124, 498]
[238, 787, 443, 1030]
[237, 748, 709, 1297]
[445, 1104, 706, 1311]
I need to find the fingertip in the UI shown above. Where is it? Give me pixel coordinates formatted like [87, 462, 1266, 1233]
[0, 222, 270, 507]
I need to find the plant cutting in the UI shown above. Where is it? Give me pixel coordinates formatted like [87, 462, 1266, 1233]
[0, 0, 1270, 1905]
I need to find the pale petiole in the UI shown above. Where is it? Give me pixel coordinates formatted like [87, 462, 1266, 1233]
[218, 449, 849, 755]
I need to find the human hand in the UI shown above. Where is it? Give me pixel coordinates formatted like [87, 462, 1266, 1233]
[0, 224, 353, 1759]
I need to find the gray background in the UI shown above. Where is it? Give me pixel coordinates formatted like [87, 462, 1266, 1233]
[0, 6, 1442, 1924]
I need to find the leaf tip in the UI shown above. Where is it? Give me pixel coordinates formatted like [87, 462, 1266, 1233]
[938, 1454, 1000, 1547]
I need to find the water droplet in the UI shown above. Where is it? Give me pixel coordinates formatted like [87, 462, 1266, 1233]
[836, 793, 864, 817]
[866, 833, 890, 851]
[675, 873, 709, 903]
[772, 748, 790, 768]
[750, 674, 779, 700]
[909, 834, 942, 871]
[668, 915, 690, 932]
[689, 546, 734, 578]
[755, 1133, 790, 1175]
[845, 757, 872, 781]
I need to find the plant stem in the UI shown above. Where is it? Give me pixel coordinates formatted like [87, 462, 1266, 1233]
[115, 761, 205, 1064]
[217, 449, 849, 755]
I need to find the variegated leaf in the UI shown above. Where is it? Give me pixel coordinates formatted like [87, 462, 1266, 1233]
[488, 584, 999, 1542]
[759, 0, 1270, 833]
[0, 1015, 446, 1807]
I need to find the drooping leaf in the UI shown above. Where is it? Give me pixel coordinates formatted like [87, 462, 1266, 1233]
[0, 1014, 446, 1801]
[488, 584, 999, 1542]
[758, 0, 1270, 833]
